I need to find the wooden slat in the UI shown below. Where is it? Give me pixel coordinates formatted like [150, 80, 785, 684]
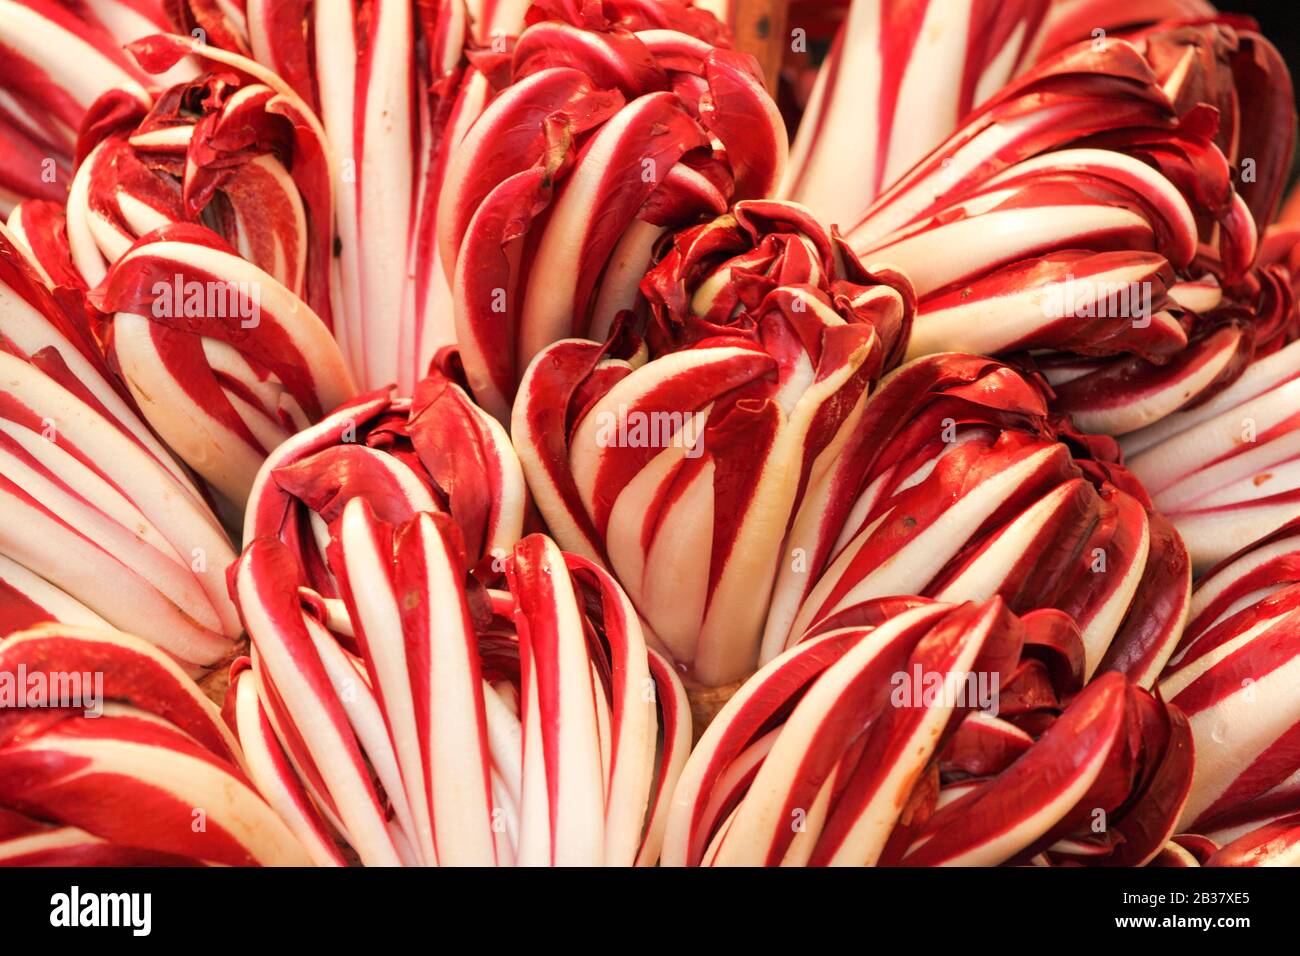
[727, 0, 791, 94]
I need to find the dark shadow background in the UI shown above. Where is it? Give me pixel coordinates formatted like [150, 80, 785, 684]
[1230, 2, 1300, 71]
